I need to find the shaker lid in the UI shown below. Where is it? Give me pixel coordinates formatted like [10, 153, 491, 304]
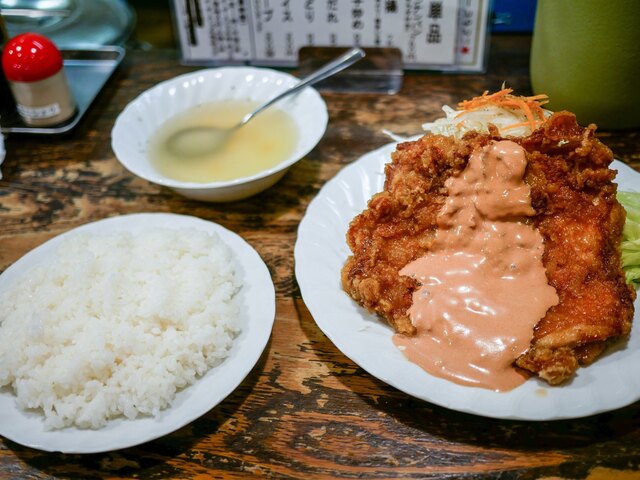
[2, 33, 64, 83]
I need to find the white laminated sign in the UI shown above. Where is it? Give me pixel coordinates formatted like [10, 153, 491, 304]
[173, 0, 490, 71]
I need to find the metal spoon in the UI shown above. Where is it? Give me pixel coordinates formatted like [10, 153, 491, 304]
[166, 47, 365, 158]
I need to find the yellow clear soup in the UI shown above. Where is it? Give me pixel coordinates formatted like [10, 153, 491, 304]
[148, 100, 299, 183]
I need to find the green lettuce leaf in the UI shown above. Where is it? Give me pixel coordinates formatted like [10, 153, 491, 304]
[617, 191, 640, 285]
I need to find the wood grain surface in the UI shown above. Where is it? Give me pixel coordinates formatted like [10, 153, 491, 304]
[1, 34, 640, 479]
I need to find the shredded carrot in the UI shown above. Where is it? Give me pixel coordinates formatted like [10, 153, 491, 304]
[500, 121, 531, 131]
[456, 88, 549, 132]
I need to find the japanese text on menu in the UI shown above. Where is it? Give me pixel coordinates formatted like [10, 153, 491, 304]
[175, 0, 486, 70]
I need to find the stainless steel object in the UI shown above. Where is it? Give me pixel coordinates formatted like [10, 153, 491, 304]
[0, 46, 125, 134]
[0, 0, 134, 48]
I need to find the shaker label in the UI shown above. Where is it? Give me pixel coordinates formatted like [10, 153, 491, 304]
[17, 103, 61, 119]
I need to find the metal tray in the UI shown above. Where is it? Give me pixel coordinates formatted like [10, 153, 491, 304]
[0, 46, 125, 135]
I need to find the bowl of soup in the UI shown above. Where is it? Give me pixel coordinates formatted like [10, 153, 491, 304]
[111, 67, 328, 202]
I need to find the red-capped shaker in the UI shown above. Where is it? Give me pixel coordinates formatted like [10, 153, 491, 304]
[2, 32, 76, 126]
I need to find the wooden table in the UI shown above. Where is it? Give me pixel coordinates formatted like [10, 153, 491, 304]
[1, 35, 639, 479]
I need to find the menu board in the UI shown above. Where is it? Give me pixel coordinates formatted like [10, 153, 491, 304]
[172, 0, 490, 71]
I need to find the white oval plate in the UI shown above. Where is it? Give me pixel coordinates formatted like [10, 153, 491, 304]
[0, 213, 275, 452]
[295, 141, 640, 421]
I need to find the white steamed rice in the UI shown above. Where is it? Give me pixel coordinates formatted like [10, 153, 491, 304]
[0, 227, 241, 430]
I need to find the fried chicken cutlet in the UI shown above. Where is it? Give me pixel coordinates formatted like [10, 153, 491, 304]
[341, 111, 635, 385]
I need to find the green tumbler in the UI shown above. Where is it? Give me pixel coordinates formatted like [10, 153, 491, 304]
[530, 0, 640, 129]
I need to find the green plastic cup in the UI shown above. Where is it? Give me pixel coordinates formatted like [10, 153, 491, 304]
[530, 0, 640, 129]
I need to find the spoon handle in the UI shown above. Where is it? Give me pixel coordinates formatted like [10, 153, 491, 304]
[239, 47, 365, 127]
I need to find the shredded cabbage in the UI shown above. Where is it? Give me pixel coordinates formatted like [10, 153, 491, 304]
[617, 191, 640, 285]
[422, 104, 551, 139]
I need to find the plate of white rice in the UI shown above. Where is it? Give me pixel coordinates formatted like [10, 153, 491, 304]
[0, 213, 275, 453]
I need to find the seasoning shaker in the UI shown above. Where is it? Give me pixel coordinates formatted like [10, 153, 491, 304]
[1, 32, 76, 126]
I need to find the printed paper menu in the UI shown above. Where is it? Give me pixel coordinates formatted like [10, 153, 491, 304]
[173, 0, 489, 71]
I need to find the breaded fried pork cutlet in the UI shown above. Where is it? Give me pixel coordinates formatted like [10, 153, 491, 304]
[341, 102, 635, 386]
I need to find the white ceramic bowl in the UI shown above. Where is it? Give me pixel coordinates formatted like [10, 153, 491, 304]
[111, 67, 328, 202]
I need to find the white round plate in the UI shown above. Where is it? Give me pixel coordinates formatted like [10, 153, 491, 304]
[0, 213, 275, 452]
[295, 141, 640, 421]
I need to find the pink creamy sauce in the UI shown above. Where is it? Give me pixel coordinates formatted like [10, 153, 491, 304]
[393, 140, 558, 391]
